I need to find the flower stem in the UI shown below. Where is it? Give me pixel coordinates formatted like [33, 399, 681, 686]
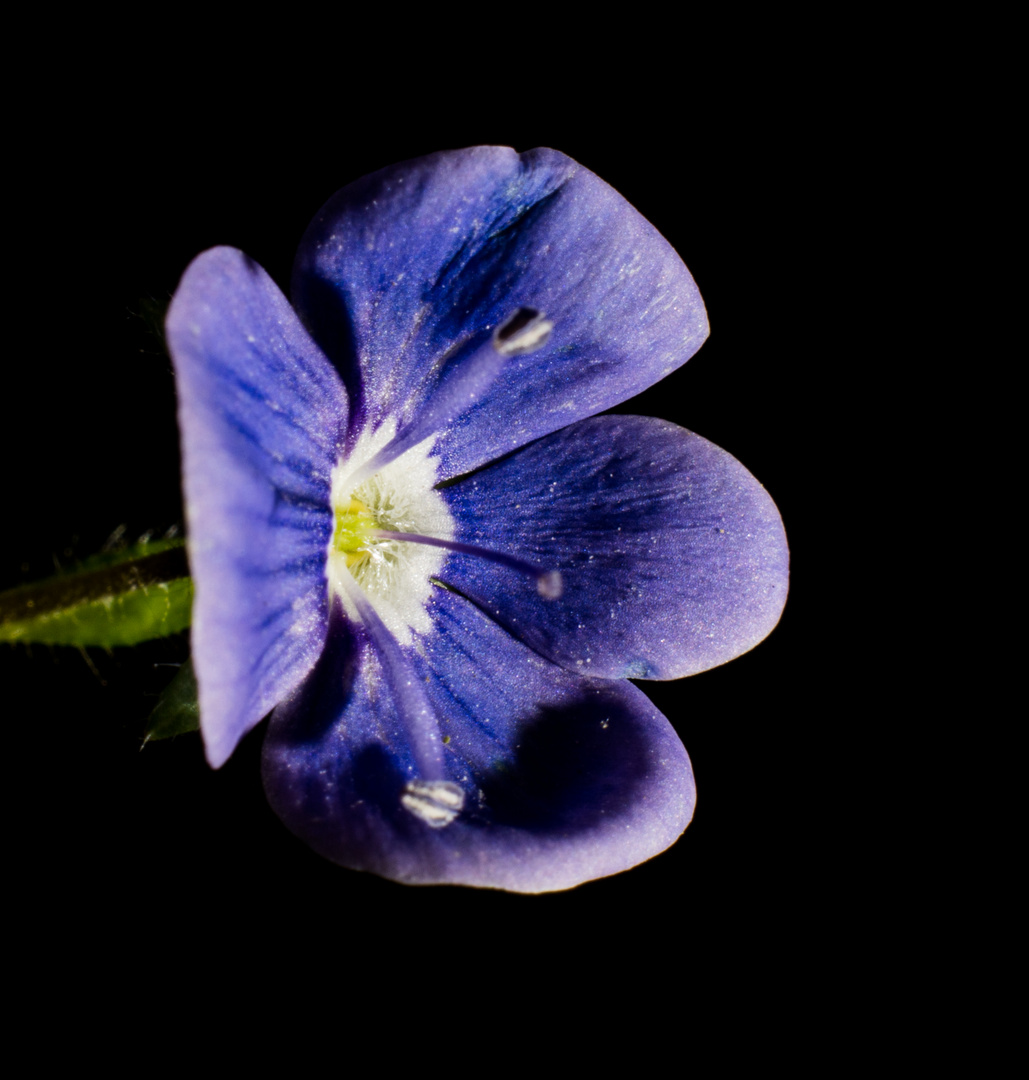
[0, 539, 192, 646]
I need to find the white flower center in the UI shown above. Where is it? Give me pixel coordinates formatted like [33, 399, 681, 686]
[326, 419, 454, 645]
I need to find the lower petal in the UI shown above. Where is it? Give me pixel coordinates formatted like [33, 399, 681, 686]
[262, 591, 694, 893]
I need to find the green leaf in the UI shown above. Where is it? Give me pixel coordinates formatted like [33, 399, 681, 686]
[144, 658, 200, 743]
[0, 539, 193, 647]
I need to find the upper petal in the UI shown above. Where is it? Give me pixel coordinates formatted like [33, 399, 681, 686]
[262, 591, 694, 893]
[166, 247, 348, 767]
[440, 414, 789, 680]
[292, 147, 709, 478]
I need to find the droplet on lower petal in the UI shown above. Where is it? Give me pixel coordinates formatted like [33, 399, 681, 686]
[401, 779, 465, 828]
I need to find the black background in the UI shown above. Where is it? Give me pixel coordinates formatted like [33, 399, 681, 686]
[6, 88, 842, 981]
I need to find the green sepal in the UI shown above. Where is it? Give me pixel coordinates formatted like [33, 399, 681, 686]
[0, 539, 193, 647]
[144, 658, 200, 743]
[73, 535, 185, 574]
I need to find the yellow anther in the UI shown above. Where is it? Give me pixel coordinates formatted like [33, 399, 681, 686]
[333, 497, 378, 568]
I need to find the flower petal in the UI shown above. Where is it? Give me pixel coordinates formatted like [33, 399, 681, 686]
[166, 247, 348, 767]
[262, 592, 694, 892]
[439, 415, 788, 680]
[291, 147, 708, 478]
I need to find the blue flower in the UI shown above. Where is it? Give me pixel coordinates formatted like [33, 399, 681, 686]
[166, 147, 788, 893]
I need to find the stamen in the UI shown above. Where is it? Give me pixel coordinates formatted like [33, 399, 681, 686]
[336, 575, 467, 826]
[369, 530, 563, 600]
[343, 307, 553, 488]
[335, 568, 449, 784]
[333, 497, 375, 569]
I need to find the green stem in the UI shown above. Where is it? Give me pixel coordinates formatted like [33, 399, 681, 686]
[0, 539, 193, 647]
